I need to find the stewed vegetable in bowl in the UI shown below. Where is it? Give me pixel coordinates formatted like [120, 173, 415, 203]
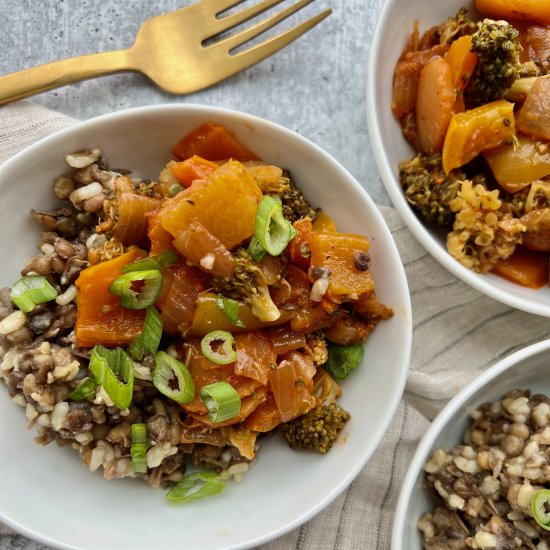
[367, 0, 550, 315]
[0, 104, 411, 550]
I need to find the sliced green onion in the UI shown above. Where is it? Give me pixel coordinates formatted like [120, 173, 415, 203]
[200, 330, 237, 365]
[109, 269, 163, 310]
[89, 345, 134, 410]
[248, 235, 266, 262]
[324, 342, 364, 380]
[152, 351, 195, 403]
[254, 195, 294, 256]
[216, 295, 245, 328]
[10, 275, 58, 313]
[129, 305, 163, 360]
[200, 381, 241, 423]
[68, 378, 97, 401]
[131, 423, 148, 474]
[532, 490, 550, 530]
[166, 471, 227, 504]
[121, 250, 179, 273]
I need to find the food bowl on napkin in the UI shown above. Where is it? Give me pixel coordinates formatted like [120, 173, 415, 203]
[0, 104, 411, 550]
[366, 0, 550, 316]
[393, 338, 550, 549]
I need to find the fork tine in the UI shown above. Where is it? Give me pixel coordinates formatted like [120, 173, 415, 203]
[212, 0, 287, 36]
[201, 0, 247, 14]
[214, 0, 318, 52]
[227, 8, 331, 72]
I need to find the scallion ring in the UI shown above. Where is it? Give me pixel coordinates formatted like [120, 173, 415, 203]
[109, 269, 163, 310]
[121, 250, 179, 273]
[89, 345, 134, 410]
[68, 378, 97, 401]
[131, 423, 148, 474]
[166, 471, 227, 504]
[199, 381, 241, 423]
[129, 305, 163, 360]
[216, 295, 245, 328]
[10, 275, 58, 313]
[248, 235, 266, 262]
[532, 489, 550, 530]
[152, 351, 195, 404]
[254, 195, 294, 256]
[200, 330, 237, 365]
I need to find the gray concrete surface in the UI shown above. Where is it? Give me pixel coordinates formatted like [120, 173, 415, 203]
[0, 0, 389, 548]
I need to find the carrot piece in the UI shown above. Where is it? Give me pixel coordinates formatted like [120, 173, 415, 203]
[75, 248, 147, 347]
[416, 56, 457, 153]
[492, 247, 549, 289]
[169, 156, 219, 187]
[172, 122, 259, 162]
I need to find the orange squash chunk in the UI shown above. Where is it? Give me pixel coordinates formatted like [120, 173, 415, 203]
[493, 246, 549, 288]
[147, 211, 175, 256]
[172, 122, 259, 162]
[75, 248, 146, 347]
[158, 161, 263, 250]
[442, 100, 516, 174]
[309, 233, 375, 301]
[169, 155, 218, 187]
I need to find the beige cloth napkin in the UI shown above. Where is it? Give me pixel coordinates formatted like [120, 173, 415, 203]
[1, 102, 550, 549]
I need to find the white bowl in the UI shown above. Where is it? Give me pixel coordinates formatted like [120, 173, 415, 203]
[392, 338, 550, 549]
[366, 0, 550, 317]
[0, 104, 412, 550]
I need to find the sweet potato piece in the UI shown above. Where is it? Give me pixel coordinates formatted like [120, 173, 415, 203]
[75, 248, 147, 347]
[172, 122, 259, 162]
[492, 246, 549, 288]
[416, 57, 456, 153]
[309, 232, 375, 301]
[158, 161, 263, 250]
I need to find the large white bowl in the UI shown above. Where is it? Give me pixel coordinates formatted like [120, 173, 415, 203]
[366, 0, 550, 317]
[0, 104, 412, 550]
[392, 338, 550, 549]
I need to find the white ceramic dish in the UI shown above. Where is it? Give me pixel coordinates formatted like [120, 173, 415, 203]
[0, 104, 412, 550]
[392, 338, 550, 549]
[366, 0, 550, 317]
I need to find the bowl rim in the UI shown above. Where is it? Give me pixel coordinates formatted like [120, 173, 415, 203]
[390, 337, 550, 548]
[0, 102, 413, 550]
[365, 0, 550, 318]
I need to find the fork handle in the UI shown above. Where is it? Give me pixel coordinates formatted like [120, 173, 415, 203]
[0, 50, 131, 106]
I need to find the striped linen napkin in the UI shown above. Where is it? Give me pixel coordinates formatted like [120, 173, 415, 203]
[1, 101, 550, 549]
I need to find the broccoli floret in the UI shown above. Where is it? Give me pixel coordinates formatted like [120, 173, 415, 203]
[281, 403, 350, 454]
[399, 153, 461, 227]
[280, 172, 317, 223]
[436, 8, 477, 45]
[464, 19, 522, 108]
[212, 248, 281, 322]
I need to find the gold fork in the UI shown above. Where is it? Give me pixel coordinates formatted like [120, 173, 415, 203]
[0, 0, 331, 106]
